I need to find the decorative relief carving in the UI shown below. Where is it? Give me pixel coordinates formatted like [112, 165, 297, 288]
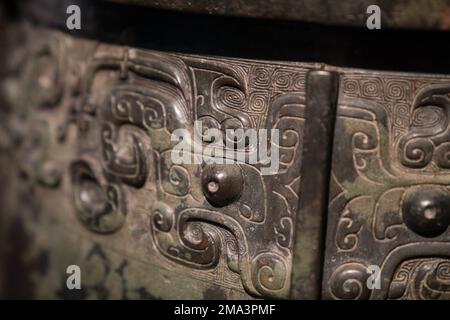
[10, 33, 68, 189]
[328, 262, 371, 300]
[19, 119, 62, 188]
[324, 72, 450, 300]
[13, 27, 450, 300]
[38, 36, 312, 299]
[23, 35, 66, 109]
[388, 258, 450, 300]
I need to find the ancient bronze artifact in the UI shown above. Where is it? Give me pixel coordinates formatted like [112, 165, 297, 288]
[1, 0, 450, 300]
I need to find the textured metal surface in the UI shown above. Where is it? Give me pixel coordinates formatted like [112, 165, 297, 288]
[21, 0, 450, 75]
[109, 0, 450, 31]
[323, 70, 450, 300]
[0, 25, 324, 299]
[291, 70, 338, 299]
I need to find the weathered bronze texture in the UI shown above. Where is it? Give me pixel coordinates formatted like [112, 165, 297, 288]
[291, 70, 339, 299]
[402, 187, 450, 237]
[0, 25, 320, 299]
[323, 71, 450, 300]
[109, 0, 450, 31]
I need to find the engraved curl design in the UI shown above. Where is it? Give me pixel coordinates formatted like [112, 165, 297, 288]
[360, 78, 383, 98]
[335, 196, 368, 252]
[273, 70, 291, 89]
[218, 86, 246, 110]
[388, 258, 450, 300]
[385, 79, 410, 102]
[251, 252, 289, 295]
[251, 67, 271, 88]
[211, 73, 251, 131]
[342, 78, 360, 96]
[329, 263, 371, 300]
[412, 106, 444, 128]
[151, 207, 290, 299]
[266, 94, 305, 173]
[400, 137, 434, 168]
[248, 92, 268, 112]
[157, 152, 191, 197]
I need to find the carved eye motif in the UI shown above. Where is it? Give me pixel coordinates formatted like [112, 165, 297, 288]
[402, 187, 450, 237]
[71, 161, 125, 233]
[201, 164, 243, 207]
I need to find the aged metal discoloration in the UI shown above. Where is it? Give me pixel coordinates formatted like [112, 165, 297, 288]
[323, 70, 450, 300]
[388, 258, 450, 299]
